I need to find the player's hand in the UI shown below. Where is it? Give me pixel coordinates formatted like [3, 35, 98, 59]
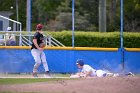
[38, 47, 44, 51]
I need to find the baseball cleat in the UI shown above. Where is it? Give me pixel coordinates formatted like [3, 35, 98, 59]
[32, 72, 38, 78]
[127, 72, 135, 76]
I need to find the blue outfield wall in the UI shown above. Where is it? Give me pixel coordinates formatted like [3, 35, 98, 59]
[124, 50, 140, 73]
[0, 47, 140, 74]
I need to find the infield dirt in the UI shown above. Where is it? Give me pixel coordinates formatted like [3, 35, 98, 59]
[0, 76, 140, 93]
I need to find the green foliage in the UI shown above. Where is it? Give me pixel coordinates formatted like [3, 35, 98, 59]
[47, 12, 72, 31]
[0, 31, 139, 47]
[33, 0, 65, 23]
[123, 0, 140, 31]
[76, 0, 99, 25]
[47, 31, 72, 46]
[124, 33, 140, 48]
[0, 0, 26, 29]
[47, 31, 140, 48]
[0, 0, 140, 31]
[47, 12, 96, 31]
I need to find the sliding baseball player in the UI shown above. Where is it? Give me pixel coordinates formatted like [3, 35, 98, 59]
[70, 59, 134, 78]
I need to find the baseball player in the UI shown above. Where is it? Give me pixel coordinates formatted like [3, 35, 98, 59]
[31, 24, 50, 78]
[70, 59, 134, 78]
[70, 59, 107, 78]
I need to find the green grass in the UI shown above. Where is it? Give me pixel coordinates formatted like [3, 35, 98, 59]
[0, 92, 39, 93]
[0, 78, 69, 85]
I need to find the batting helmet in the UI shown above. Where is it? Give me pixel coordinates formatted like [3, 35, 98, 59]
[36, 24, 43, 30]
[76, 59, 84, 66]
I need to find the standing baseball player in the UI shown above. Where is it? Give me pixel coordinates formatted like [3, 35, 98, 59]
[31, 24, 50, 78]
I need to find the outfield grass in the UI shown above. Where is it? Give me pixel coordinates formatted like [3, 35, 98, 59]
[0, 78, 70, 85]
[0, 92, 39, 93]
[0, 73, 70, 77]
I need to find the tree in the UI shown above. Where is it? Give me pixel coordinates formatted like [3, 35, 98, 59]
[32, 0, 64, 23]
[1, 0, 139, 32]
[0, 0, 26, 29]
[123, 0, 140, 31]
[46, 0, 99, 31]
[107, 0, 119, 31]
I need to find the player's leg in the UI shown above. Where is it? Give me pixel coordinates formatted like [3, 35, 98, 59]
[40, 51, 50, 77]
[118, 72, 135, 76]
[31, 49, 42, 77]
[96, 70, 107, 77]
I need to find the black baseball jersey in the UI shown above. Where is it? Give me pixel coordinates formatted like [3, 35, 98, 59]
[31, 32, 44, 49]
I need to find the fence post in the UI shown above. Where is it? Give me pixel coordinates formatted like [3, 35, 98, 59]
[72, 0, 75, 47]
[99, 0, 106, 32]
[48, 36, 51, 46]
[120, 0, 124, 70]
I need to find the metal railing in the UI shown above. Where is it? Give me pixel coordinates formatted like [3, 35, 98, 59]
[21, 34, 65, 47]
[0, 15, 65, 47]
[0, 32, 65, 47]
[0, 15, 22, 45]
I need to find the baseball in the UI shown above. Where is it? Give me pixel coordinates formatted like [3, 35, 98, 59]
[10, 6, 13, 9]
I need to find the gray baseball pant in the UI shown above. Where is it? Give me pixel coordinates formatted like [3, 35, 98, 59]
[31, 49, 49, 73]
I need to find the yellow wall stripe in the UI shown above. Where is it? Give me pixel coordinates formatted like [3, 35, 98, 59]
[45, 47, 118, 51]
[125, 48, 140, 51]
[0, 46, 118, 51]
[0, 46, 140, 51]
[0, 46, 31, 49]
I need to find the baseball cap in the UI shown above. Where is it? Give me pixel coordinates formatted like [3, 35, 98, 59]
[36, 24, 43, 30]
[76, 59, 84, 66]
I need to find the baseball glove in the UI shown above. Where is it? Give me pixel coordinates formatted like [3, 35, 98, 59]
[39, 43, 46, 48]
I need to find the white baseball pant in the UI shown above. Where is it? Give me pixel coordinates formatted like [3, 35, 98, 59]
[31, 49, 49, 73]
[96, 70, 107, 77]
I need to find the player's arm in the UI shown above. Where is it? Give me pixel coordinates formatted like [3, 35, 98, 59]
[78, 71, 92, 77]
[85, 71, 92, 77]
[74, 72, 86, 78]
[33, 39, 43, 50]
